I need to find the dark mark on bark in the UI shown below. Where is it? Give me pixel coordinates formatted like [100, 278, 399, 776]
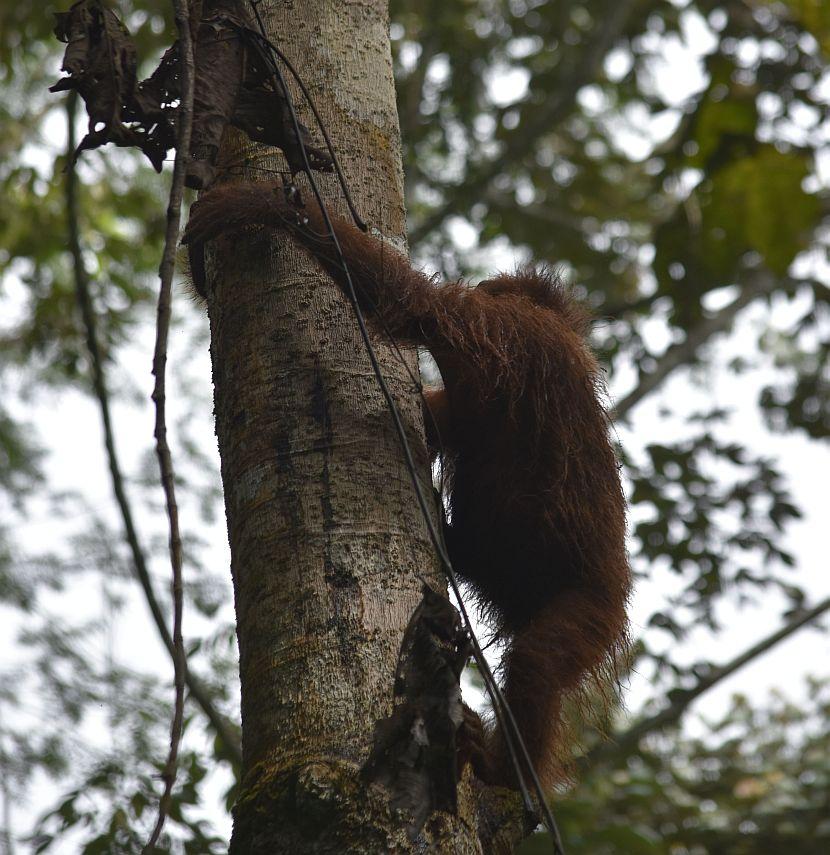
[229, 407, 248, 433]
[272, 430, 297, 476]
[269, 426, 304, 540]
[311, 361, 357, 667]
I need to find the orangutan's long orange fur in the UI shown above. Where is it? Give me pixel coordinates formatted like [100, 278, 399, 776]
[183, 183, 631, 791]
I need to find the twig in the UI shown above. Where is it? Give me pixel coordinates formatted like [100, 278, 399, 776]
[583, 593, 830, 768]
[64, 95, 241, 769]
[145, 0, 196, 850]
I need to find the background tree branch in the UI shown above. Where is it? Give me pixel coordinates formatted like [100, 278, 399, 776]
[583, 592, 830, 768]
[613, 269, 790, 420]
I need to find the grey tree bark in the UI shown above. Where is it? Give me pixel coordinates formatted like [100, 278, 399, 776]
[199, 1, 525, 851]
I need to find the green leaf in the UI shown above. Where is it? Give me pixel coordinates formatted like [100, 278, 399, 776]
[705, 147, 819, 276]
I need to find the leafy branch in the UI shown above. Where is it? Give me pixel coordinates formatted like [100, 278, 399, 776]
[584, 592, 830, 768]
[408, 0, 640, 244]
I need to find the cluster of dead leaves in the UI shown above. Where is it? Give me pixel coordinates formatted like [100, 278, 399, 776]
[51, 0, 331, 187]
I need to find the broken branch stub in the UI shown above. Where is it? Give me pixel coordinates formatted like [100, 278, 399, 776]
[362, 585, 472, 840]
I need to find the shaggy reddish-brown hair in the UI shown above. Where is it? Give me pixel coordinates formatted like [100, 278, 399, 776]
[184, 183, 631, 790]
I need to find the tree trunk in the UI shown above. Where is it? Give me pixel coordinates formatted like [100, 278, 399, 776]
[199, 1, 526, 851]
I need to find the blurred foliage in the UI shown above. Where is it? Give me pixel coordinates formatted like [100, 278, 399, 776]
[0, 0, 827, 851]
[521, 678, 830, 854]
